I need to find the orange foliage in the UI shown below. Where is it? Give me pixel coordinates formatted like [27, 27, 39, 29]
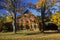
[35, 0, 57, 7]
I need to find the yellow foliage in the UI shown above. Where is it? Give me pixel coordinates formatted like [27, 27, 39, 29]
[35, 0, 45, 6]
[6, 15, 13, 23]
[6, 0, 12, 6]
[50, 11, 60, 25]
[35, 0, 57, 7]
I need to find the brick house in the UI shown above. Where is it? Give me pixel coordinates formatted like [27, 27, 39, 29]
[17, 10, 38, 30]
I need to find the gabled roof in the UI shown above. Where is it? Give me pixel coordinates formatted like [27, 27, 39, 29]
[23, 10, 30, 14]
[17, 9, 36, 19]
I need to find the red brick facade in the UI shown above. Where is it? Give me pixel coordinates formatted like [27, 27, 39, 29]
[17, 10, 38, 30]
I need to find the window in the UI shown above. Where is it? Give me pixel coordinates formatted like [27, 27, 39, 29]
[26, 21, 28, 23]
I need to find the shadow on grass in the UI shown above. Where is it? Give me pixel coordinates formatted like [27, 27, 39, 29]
[17, 32, 60, 35]
[25, 30, 60, 35]
[3, 30, 60, 36]
[43, 29, 60, 34]
[16, 31, 41, 35]
[43, 31, 60, 34]
[26, 32, 41, 35]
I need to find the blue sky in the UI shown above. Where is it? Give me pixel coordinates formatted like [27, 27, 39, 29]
[0, 0, 37, 16]
[0, 0, 60, 16]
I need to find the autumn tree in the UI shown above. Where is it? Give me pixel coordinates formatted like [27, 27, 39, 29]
[0, 13, 6, 32]
[34, 0, 57, 32]
[0, 0, 28, 33]
[50, 11, 60, 26]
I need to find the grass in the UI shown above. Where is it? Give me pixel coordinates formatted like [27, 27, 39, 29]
[0, 30, 60, 40]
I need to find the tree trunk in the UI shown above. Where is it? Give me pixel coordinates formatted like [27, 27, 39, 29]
[10, 11, 16, 34]
[11, 0, 17, 34]
[40, 12, 45, 32]
[12, 20, 16, 33]
[40, 2, 46, 32]
[12, 11, 16, 34]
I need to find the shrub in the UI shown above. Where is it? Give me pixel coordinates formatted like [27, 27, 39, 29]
[26, 24, 29, 30]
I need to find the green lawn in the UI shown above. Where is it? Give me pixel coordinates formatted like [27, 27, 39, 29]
[0, 30, 60, 40]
